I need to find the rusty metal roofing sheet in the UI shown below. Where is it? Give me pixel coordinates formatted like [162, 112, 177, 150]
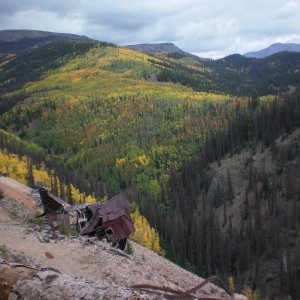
[100, 194, 131, 223]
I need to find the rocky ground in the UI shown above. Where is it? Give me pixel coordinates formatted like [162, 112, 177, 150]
[0, 176, 246, 299]
[205, 128, 300, 229]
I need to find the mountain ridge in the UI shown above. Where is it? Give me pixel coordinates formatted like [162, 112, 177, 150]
[0, 29, 93, 54]
[126, 42, 187, 55]
[2, 29, 300, 61]
[0, 29, 91, 42]
[244, 42, 300, 58]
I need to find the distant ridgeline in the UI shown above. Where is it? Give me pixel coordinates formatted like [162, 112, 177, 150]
[0, 33, 300, 298]
[245, 42, 300, 58]
[1, 31, 300, 96]
[0, 29, 93, 54]
[151, 52, 300, 96]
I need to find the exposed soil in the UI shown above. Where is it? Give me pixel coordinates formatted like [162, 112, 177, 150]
[0, 177, 35, 209]
[0, 177, 246, 299]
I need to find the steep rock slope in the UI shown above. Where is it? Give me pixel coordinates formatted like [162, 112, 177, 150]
[172, 128, 300, 298]
[0, 177, 245, 299]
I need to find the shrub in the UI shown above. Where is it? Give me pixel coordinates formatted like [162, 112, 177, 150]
[0, 244, 9, 260]
[125, 240, 133, 255]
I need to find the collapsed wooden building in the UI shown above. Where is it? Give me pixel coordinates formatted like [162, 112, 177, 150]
[38, 187, 135, 250]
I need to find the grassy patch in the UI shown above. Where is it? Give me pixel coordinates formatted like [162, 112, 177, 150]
[59, 221, 67, 235]
[125, 240, 133, 255]
[102, 59, 144, 73]
[69, 226, 79, 237]
[0, 244, 9, 260]
[32, 217, 44, 226]
[8, 210, 18, 220]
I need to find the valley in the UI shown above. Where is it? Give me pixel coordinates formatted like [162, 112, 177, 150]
[0, 30, 300, 299]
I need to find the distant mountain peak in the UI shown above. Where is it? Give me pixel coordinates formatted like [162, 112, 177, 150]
[0, 29, 92, 54]
[244, 42, 300, 58]
[126, 42, 186, 55]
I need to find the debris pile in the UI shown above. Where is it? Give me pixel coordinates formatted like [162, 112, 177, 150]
[37, 188, 134, 250]
[1, 262, 149, 300]
[28, 189, 42, 207]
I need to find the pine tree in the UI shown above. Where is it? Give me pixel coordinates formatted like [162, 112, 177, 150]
[59, 178, 65, 200]
[53, 174, 59, 196]
[223, 200, 227, 227]
[67, 184, 73, 205]
[227, 169, 234, 203]
[244, 189, 249, 220]
[26, 158, 35, 187]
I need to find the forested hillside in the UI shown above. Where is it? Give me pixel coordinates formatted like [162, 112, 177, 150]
[0, 39, 233, 204]
[149, 51, 300, 95]
[0, 37, 300, 299]
[142, 93, 300, 299]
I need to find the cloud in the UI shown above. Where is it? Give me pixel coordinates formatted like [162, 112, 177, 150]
[279, 0, 300, 17]
[0, 0, 300, 58]
[0, 9, 86, 35]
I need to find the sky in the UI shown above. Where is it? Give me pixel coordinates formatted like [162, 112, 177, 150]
[0, 0, 300, 58]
